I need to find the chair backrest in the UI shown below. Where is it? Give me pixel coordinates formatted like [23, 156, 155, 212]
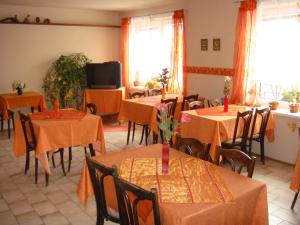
[148, 88, 162, 96]
[218, 148, 256, 178]
[85, 156, 120, 224]
[174, 135, 209, 161]
[113, 171, 161, 225]
[129, 91, 146, 99]
[160, 97, 178, 118]
[86, 103, 97, 115]
[250, 107, 271, 140]
[18, 111, 36, 150]
[181, 94, 199, 111]
[231, 110, 254, 151]
[207, 98, 224, 107]
[187, 100, 205, 110]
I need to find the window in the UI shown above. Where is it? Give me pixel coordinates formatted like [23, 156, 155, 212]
[128, 13, 173, 84]
[250, 0, 300, 102]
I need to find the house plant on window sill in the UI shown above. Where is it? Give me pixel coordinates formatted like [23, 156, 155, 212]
[156, 68, 170, 99]
[281, 87, 300, 113]
[156, 102, 190, 173]
[12, 81, 25, 95]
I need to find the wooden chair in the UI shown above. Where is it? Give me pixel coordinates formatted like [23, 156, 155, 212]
[85, 155, 120, 225]
[86, 103, 97, 115]
[113, 170, 161, 225]
[154, 97, 178, 145]
[0, 110, 15, 139]
[207, 98, 224, 107]
[174, 135, 209, 161]
[291, 190, 299, 210]
[18, 111, 66, 186]
[217, 148, 256, 178]
[30, 105, 42, 113]
[181, 94, 199, 111]
[248, 107, 271, 164]
[127, 91, 149, 145]
[148, 88, 162, 96]
[221, 110, 254, 153]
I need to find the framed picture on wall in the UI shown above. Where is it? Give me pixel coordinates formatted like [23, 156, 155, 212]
[213, 38, 221, 51]
[201, 39, 208, 51]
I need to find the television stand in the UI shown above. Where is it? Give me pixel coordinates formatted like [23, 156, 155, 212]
[83, 88, 125, 115]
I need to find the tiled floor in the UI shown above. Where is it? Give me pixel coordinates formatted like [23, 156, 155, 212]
[0, 120, 299, 225]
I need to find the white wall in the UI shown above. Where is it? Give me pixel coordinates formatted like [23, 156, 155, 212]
[0, 4, 121, 93]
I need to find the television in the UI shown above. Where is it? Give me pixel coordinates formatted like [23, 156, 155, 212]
[86, 61, 122, 89]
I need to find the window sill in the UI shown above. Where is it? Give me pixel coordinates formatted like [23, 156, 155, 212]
[272, 108, 300, 120]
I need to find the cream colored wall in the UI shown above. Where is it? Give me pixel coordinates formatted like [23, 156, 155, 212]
[0, 4, 121, 93]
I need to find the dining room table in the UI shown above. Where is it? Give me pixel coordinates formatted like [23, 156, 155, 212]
[13, 109, 106, 175]
[179, 105, 275, 162]
[118, 94, 182, 134]
[0, 91, 46, 119]
[77, 144, 268, 225]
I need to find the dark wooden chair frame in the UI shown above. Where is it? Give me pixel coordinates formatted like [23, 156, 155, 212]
[113, 169, 161, 225]
[86, 103, 97, 115]
[181, 94, 199, 111]
[291, 190, 299, 210]
[127, 91, 149, 145]
[248, 107, 271, 164]
[174, 135, 210, 161]
[217, 148, 256, 178]
[222, 110, 254, 153]
[207, 98, 224, 107]
[19, 111, 66, 186]
[147, 88, 162, 96]
[86, 155, 120, 225]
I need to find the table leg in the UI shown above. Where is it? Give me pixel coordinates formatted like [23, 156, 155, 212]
[89, 143, 95, 157]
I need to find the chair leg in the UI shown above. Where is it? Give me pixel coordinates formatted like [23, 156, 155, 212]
[89, 143, 95, 157]
[52, 155, 56, 168]
[30, 107, 34, 113]
[260, 139, 265, 164]
[145, 127, 149, 146]
[127, 121, 132, 145]
[132, 123, 136, 142]
[84, 146, 87, 154]
[45, 173, 49, 187]
[291, 191, 299, 210]
[59, 149, 66, 176]
[68, 147, 72, 172]
[139, 126, 145, 145]
[25, 151, 30, 174]
[7, 117, 11, 139]
[35, 158, 38, 184]
[0, 115, 3, 132]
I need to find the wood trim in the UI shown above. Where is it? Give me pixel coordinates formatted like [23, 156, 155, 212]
[0, 22, 121, 28]
[186, 66, 234, 76]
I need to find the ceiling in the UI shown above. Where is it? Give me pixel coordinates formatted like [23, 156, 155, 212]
[0, 0, 182, 11]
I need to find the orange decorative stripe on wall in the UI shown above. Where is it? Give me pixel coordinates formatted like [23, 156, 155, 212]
[186, 66, 234, 76]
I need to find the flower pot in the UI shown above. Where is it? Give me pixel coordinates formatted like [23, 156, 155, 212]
[162, 142, 170, 174]
[162, 87, 166, 99]
[269, 101, 279, 110]
[289, 104, 299, 113]
[16, 88, 23, 95]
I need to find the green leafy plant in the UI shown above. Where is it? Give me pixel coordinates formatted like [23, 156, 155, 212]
[43, 53, 91, 109]
[281, 86, 300, 103]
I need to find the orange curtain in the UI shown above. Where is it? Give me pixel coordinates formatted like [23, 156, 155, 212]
[169, 9, 187, 95]
[121, 18, 130, 90]
[230, 0, 256, 104]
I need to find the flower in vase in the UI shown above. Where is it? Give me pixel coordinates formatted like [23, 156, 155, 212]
[156, 68, 170, 88]
[12, 80, 26, 91]
[223, 76, 231, 96]
[156, 102, 190, 142]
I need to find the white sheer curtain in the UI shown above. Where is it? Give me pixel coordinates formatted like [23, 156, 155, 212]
[248, 0, 300, 102]
[128, 13, 173, 84]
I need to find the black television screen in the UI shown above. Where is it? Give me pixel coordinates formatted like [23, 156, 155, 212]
[86, 61, 122, 89]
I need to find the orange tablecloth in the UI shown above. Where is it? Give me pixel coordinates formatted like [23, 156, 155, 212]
[13, 110, 106, 174]
[118, 94, 182, 133]
[180, 105, 275, 161]
[290, 127, 300, 192]
[0, 91, 46, 119]
[77, 144, 268, 225]
[83, 88, 125, 114]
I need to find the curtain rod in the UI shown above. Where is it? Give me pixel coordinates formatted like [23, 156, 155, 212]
[124, 9, 182, 19]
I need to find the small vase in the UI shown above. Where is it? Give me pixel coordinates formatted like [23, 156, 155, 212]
[53, 99, 60, 113]
[162, 141, 170, 174]
[224, 95, 228, 112]
[162, 87, 166, 99]
[17, 88, 23, 95]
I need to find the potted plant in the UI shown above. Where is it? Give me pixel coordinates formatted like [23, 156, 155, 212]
[12, 80, 26, 95]
[43, 53, 91, 109]
[281, 86, 300, 113]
